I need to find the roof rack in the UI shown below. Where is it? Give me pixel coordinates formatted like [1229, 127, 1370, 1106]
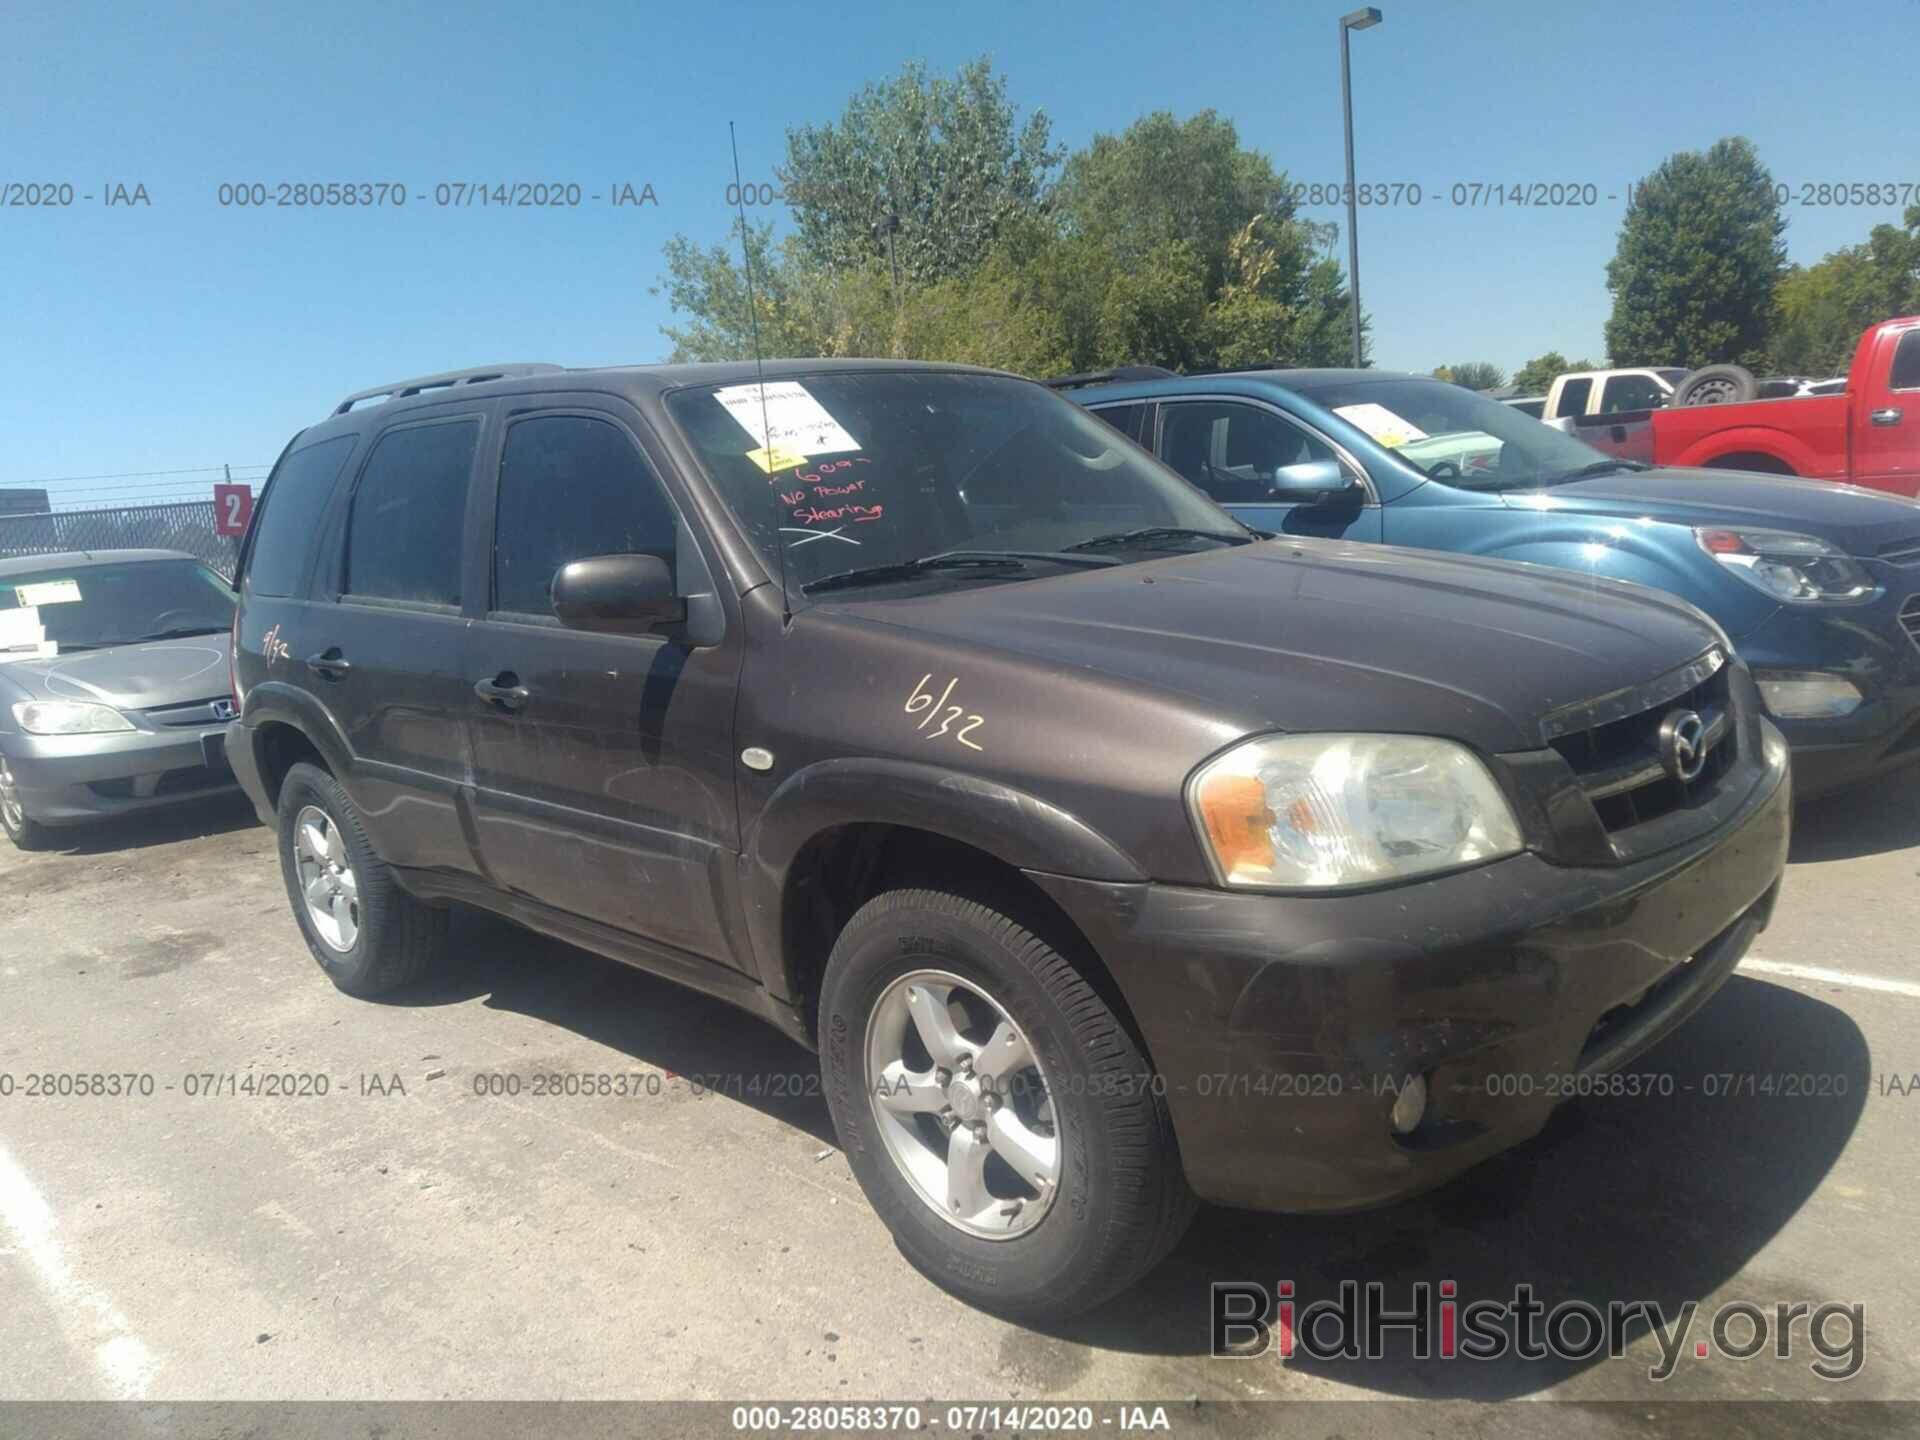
[1042, 365, 1177, 391]
[332, 363, 565, 416]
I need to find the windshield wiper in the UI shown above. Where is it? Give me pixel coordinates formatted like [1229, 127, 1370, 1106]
[133, 625, 230, 641]
[1063, 526, 1255, 554]
[1545, 459, 1651, 484]
[800, 549, 1115, 596]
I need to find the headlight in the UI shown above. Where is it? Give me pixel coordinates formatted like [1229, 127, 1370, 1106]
[1187, 734, 1524, 890]
[1695, 528, 1879, 604]
[1753, 670, 1863, 719]
[11, 700, 136, 735]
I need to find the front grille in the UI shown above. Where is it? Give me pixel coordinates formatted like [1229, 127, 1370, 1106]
[1548, 654, 1738, 834]
[141, 696, 234, 728]
[1901, 596, 1920, 650]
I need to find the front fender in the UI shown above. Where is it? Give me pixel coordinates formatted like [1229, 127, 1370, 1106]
[740, 757, 1147, 1001]
[1469, 533, 1776, 640]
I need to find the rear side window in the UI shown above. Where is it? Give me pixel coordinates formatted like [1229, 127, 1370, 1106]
[1555, 378, 1593, 416]
[491, 415, 680, 616]
[246, 435, 356, 597]
[1087, 403, 1146, 442]
[345, 419, 479, 606]
[1600, 375, 1665, 413]
[1891, 330, 1920, 391]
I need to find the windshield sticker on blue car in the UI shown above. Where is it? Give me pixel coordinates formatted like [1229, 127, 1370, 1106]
[1333, 403, 1429, 448]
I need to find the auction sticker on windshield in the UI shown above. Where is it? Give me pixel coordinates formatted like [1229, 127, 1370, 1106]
[14, 579, 81, 606]
[714, 381, 861, 463]
[1334, 403, 1428, 449]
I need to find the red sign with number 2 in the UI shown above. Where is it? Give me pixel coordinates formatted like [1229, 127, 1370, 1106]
[213, 483, 253, 537]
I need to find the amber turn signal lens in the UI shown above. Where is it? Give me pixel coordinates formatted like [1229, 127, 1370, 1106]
[1194, 773, 1274, 879]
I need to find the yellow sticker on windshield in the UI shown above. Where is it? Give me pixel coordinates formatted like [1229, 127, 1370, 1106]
[16, 580, 81, 606]
[745, 444, 810, 475]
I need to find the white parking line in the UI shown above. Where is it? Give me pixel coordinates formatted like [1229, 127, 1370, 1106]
[0, 1143, 156, 1398]
[1743, 957, 1920, 999]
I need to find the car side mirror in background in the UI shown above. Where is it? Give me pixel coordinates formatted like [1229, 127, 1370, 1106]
[1269, 459, 1360, 503]
[551, 554, 687, 634]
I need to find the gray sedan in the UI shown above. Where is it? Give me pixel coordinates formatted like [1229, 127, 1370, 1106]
[0, 549, 239, 850]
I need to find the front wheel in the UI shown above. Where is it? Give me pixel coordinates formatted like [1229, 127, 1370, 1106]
[0, 757, 53, 851]
[819, 888, 1195, 1318]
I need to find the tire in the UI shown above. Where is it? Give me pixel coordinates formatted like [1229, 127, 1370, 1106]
[276, 761, 446, 996]
[1672, 364, 1757, 407]
[0, 757, 53, 851]
[819, 887, 1196, 1318]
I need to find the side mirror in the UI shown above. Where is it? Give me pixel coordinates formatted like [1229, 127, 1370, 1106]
[551, 553, 686, 634]
[1268, 459, 1360, 503]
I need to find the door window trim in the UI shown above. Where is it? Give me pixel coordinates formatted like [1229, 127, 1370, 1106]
[1149, 394, 1381, 506]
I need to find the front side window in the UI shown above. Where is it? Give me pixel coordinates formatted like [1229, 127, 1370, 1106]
[1294, 376, 1619, 491]
[345, 419, 479, 606]
[246, 434, 357, 597]
[665, 371, 1244, 600]
[1159, 402, 1338, 503]
[492, 415, 681, 617]
[1890, 330, 1920, 392]
[0, 559, 233, 652]
[1087, 403, 1146, 443]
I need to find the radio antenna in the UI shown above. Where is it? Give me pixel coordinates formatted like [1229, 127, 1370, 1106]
[730, 120, 792, 627]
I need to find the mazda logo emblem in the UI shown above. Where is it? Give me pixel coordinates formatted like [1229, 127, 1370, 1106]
[1658, 709, 1708, 783]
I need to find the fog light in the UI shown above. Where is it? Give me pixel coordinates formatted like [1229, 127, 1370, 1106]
[1755, 671, 1862, 719]
[1390, 1073, 1428, 1135]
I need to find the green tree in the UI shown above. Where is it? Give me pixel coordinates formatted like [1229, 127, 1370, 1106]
[1433, 361, 1505, 390]
[1772, 205, 1920, 375]
[780, 58, 1064, 285]
[1603, 137, 1786, 369]
[1509, 351, 1597, 394]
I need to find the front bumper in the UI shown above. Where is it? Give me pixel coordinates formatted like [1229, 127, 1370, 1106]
[1, 725, 237, 825]
[1740, 590, 1920, 797]
[1028, 732, 1791, 1213]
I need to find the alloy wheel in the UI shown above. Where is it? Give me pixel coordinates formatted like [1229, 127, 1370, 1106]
[293, 804, 360, 951]
[0, 758, 24, 834]
[863, 968, 1061, 1240]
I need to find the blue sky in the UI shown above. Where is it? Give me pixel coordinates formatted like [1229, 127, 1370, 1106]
[4, 0, 1915, 506]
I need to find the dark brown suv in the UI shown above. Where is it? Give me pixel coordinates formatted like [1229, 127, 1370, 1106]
[227, 359, 1791, 1317]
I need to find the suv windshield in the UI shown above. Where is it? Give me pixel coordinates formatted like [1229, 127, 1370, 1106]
[666, 370, 1247, 597]
[0, 558, 234, 653]
[1292, 376, 1634, 491]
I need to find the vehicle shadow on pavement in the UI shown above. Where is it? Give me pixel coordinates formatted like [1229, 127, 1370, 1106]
[1045, 976, 1870, 1399]
[1789, 769, 1920, 863]
[382, 905, 839, 1146]
[22, 791, 259, 856]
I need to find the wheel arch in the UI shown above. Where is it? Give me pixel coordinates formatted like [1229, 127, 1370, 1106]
[239, 681, 355, 810]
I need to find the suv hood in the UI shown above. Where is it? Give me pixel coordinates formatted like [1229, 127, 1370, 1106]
[1505, 468, 1920, 558]
[0, 632, 232, 711]
[834, 539, 1721, 754]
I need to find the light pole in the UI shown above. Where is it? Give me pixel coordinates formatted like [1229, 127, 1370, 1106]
[1340, 7, 1382, 368]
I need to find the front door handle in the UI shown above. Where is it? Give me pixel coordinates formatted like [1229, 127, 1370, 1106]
[306, 649, 351, 680]
[1871, 407, 1903, 427]
[474, 673, 531, 710]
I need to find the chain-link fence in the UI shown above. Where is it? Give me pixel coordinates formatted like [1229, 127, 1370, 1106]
[0, 500, 243, 578]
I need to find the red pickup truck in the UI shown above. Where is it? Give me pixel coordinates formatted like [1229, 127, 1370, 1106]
[1572, 317, 1920, 496]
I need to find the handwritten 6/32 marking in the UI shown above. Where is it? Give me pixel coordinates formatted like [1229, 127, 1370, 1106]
[905, 674, 985, 751]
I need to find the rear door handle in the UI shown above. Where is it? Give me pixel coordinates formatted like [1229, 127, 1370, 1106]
[1871, 407, 1903, 427]
[474, 673, 531, 710]
[306, 649, 351, 680]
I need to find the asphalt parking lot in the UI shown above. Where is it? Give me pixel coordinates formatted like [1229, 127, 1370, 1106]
[2, 775, 1917, 1425]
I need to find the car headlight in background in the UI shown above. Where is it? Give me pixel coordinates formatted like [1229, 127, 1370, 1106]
[1753, 670, 1864, 719]
[1187, 734, 1524, 890]
[1695, 528, 1879, 604]
[10, 700, 137, 735]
